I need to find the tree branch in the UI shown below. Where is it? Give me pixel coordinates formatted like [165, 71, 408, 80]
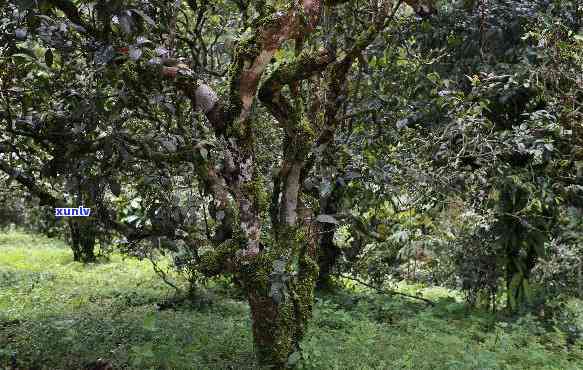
[46, 0, 94, 33]
[0, 159, 65, 207]
[339, 274, 435, 306]
[258, 48, 335, 126]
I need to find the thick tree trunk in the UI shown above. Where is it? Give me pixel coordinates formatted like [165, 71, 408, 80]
[68, 219, 96, 263]
[241, 226, 319, 367]
[247, 287, 311, 366]
[198, 224, 319, 367]
[505, 226, 538, 311]
[175, 1, 433, 365]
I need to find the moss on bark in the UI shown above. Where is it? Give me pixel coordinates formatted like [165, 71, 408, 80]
[198, 239, 239, 277]
[239, 225, 319, 367]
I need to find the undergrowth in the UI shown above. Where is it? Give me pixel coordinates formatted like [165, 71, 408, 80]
[0, 231, 581, 369]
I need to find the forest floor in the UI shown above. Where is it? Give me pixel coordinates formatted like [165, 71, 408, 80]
[0, 231, 582, 370]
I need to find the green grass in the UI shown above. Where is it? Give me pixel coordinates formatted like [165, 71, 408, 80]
[0, 231, 582, 369]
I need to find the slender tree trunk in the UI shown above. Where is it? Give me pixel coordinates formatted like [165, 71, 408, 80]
[69, 219, 81, 262]
[578, 258, 582, 298]
[316, 224, 339, 290]
[505, 236, 520, 310]
[505, 224, 539, 311]
[316, 184, 342, 290]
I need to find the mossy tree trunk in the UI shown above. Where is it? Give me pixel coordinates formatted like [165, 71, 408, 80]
[2, 1, 436, 365]
[198, 223, 320, 367]
[160, 1, 434, 366]
[243, 225, 319, 366]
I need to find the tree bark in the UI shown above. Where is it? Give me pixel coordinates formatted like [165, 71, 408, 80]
[316, 183, 342, 290]
[243, 225, 319, 367]
[161, 0, 431, 365]
[198, 224, 319, 367]
[68, 219, 96, 263]
[316, 224, 339, 289]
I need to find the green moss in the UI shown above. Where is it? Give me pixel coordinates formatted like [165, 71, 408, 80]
[120, 62, 139, 81]
[198, 240, 239, 277]
[239, 253, 271, 294]
[251, 9, 288, 30]
[298, 116, 316, 142]
[271, 300, 296, 363]
[264, 229, 319, 365]
[280, 115, 316, 163]
[235, 223, 319, 366]
[240, 169, 269, 213]
[226, 35, 260, 128]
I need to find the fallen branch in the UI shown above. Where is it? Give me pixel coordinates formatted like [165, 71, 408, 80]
[338, 274, 435, 306]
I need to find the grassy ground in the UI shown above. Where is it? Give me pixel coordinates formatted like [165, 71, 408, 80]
[0, 231, 581, 369]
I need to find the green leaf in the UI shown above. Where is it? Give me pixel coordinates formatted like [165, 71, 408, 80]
[44, 48, 53, 67]
[287, 351, 301, 367]
[11, 53, 35, 62]
[199, 147, 208, 160]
